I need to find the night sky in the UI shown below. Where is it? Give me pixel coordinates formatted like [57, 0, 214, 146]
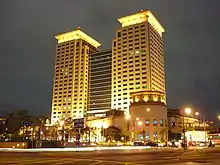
[1, 0, 220, 119]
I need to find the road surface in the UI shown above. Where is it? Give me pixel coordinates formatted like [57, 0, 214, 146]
[1, 148, 220, 164]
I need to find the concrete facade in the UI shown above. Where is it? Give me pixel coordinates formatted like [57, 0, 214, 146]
[87, 116, 127, 142]
[129, 91, 167, 142]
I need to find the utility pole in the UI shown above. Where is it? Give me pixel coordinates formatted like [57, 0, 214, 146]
[183, 115, 187, 150]
[203, 116, 206, 142]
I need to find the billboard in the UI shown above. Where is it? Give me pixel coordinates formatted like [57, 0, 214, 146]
[74, 118, 86, 128]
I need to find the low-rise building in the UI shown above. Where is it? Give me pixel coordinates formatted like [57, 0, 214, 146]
[87, 110, 127, 142]
[167, 108, 209, 142]
[129, 91, 167, 142]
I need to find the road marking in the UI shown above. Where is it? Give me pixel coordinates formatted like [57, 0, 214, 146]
[89, 161, 103, 165]
[1, 158, 71, 165]
[55, 159, 80, 164]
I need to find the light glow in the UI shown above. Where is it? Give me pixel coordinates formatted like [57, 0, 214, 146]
[125, 114, 130, 120]
[0, 146, 151, 152]
[117, 10, 165, 36]
[195, 112, 199, 116]
[55, 29, 101, 48]
[138, 121, 143, 126]
[185, 108, 192, 115]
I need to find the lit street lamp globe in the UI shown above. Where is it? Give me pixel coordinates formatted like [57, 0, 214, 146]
[138, 121, 143, 126]
[185, 108, 192, 115]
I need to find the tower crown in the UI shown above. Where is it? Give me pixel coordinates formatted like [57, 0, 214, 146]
[117, 10, 165, 36]
[55, 29, 101, 48]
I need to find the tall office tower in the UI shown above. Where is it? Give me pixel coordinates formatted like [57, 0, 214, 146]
[88, 50, 112, 117]
[51, 29, 101, 124]
[111, 10, 166, 114]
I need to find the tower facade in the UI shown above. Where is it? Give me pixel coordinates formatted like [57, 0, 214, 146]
[111, 11, 166, 114]
[51, 29, 101, 124]
[88, 49, 112, 117]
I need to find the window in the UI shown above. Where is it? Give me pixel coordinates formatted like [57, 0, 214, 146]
[145, 132, 150, 140]
[138, 134, 143, 140]
[171, 122, 175, 127]
[145, 120, 149, 126]
[153, 132, 157, 139]
[118, 32, 121, 38]
[153, 119, 157, 126]
[160, 119, 164, 126]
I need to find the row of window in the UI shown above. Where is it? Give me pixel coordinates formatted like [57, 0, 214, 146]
[53, 110, 84, 114]
[137, 132, 158, 140]
[135, 119, 164, 127]
[53, 115, 83, 118]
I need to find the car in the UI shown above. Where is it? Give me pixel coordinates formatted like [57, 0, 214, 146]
[145, 141, 158, 147]
[133, 141, 144, 146]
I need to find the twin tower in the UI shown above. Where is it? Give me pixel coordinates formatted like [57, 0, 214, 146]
[51, 10, 166, 124]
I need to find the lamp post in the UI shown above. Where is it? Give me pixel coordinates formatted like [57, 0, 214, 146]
[102, 120, 105, 142]
[183, 108, 204, 150]
[137, 120, 144, 141]
[60, 120, 65, 145]
[195, 112, 206, 142]
[125, 115, 130, 142]
[183, 108, 191, 150]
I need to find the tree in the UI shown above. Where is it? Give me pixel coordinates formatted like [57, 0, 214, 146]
[101, 126, 122, 142]
[159, 128, 167, 142]
[6, 110, 30, 138]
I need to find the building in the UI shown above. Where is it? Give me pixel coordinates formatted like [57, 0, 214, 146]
[0, 117, 6, 135]
[167, 108, 209, 141]
[129, 91, 167, 142]
[111, 10, 166, 114]
[51, 29, 101, 124]
[167, 108, 183, 139]
[87, 110, 127, 142]
[88, 50, 112, 117]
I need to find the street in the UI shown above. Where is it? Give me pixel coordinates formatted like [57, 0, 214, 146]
[1, 148, 220, 165]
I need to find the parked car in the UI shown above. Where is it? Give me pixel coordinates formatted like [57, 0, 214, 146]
[133, 141, 144, 146]
[145, 141, 158, 147]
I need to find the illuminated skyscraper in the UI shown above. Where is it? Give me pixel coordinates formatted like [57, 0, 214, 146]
[51, 29, 101, 124]
[111, 10, 166, 114]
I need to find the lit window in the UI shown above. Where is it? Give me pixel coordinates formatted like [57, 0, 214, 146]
[160, 119, 164, 126]
[153, 132, 157, 139]
[153, 119, 157, 126]
[145, 120, 149, 126]
[145, 132, 150, 140]
[171, 122, 175, 127]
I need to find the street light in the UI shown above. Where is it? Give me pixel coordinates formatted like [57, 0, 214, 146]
[125, 115, 130, 142]
[183, 108, 192, 150]
[195, 112, 199, 116]
[60, 120, 65, 144]
[194, 112, 206, 143]
[185, 108, 192, 115]
[125, 114, 131, 120]
[138, 121, 143, 126]
[183, 108, 205, 150]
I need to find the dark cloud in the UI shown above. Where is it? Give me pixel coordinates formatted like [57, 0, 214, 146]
[1, 0, 220, 119]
